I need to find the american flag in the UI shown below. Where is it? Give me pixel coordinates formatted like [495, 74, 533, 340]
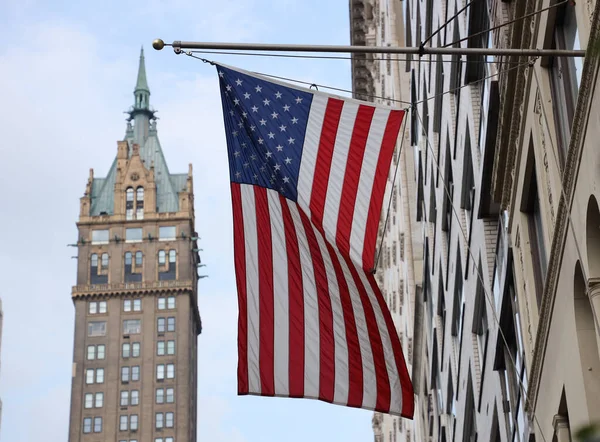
[218, 64, 414, 418]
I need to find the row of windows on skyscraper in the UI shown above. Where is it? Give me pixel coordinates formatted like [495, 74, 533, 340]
[87, 297, 176, 316]
[90, 250, 177, 284]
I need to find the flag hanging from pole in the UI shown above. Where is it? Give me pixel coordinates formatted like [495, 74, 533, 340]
[217, 63, 414, 418]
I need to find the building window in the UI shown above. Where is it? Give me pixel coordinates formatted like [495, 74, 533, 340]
[125, 251, 143, 282]
[167, 340, 175, 355]
[95, 392, 103, 408]
[123, 319, 141, 334]
[451, 253, 464, 337]
[157, 341, 165, 356]
[124, 299, 142, 312]
[167, 317, 175, 332]
[127, 187, 144, 220]
[87, 345, 96, 360]
[159, 226, 177, 240]
[94, 416, 103, 433]
[158, 317, 166, 333]
[124, 299, 132, 312]
[88, 321, 106, 337]
[157, 364, 165, 380]
[91, 229, 109, 245]
[166, 387, 174, 403]
[158, 250, 166, 265]
[548, 1, 581, 167]
[120, 415, 128, 431]
[126, 228, 143, 243]
[130, 415, 138, 431]
[131, 390, 139, 406]
[156, 412, 164, 429]
[158, 297, 176, 310]
[85, 393, 93, 408]
[133, 298, 141, 311]
[96, 368, 104, 383]
[165, 412, 174, 428]
[167, 296, 176, 309]
[156, 388, 165, 404]
[83, 417, 92, 433]
[97, 344, 105, 359]
[88, 301, 107, 315]
[158, 297, 166, 310]
[121, 390, 129, 406]
[159, 252, 177, 281]
[132, 342, 140, 358]
[122, 366, 130, 383]
[86, 369, 95, 384]
[132, 366, 140, 381]
[123, 343, 131, 358]
[167, 363, 175, 379]
[522, 152, 547, 308]
[101, 253, 109, 269]
[155, 438, 175, 442]
[136, 187, 144, 220]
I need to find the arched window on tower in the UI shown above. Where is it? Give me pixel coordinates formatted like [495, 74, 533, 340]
[90, 253, 108, 284]
[126, 187, 134, 220]
[136, 187, 144, 220]
[159, 250, 177, 281]
[125, 251, 142, 282]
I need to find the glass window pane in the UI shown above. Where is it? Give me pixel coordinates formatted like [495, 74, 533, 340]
[136, 187, 144, 201]
[91, 254, 98, 266]
[157, 364, 165, 379]
[101, 253, 109, 267]
[83, 417, 92, 433]
[166, 387, 174, 403]
[121, 391, 129, 406]
[98, 301, 107, 313]
[124, 300, 131, 311]
[125, 252, 132, 265]
[135, 252, 143, 266]
[92, 229, 109, 244]
[88, 321, 107, 337]
[126, 228, 143, 243]
[123, 343, 131, 358]
[166, 438, 174, 442]
[131, 390, 139, 405]
[97, 345, 105, 359]
[167, 340, 175, 355]
[136, 207, 144, 220]
[159, 226, 176, 240]
[167, 363, 175, 379]
[133, 299, 141, 311]
[89, 302, 97, 314]
[86, 369, 95, 384]
[130, 415, 138, 430]
[87, 345, 95, 360]
[156, 412, 164, 429]
[127, 188, 134, 202]
[96, 368, 104, 383]
[169, 250, 176, 263]
[158, 317, 166, 332]
[95, 392, 103, 408]
[132, 366, 140, 381]
[132, 342, 140, 357]
[156, 388, 164, 404]
[126, 208, 134, 220]
[158, 250, 166, 264]
[157, 341, 165, 356]
[85, 393, 93, 408]
[122, 366, 130, 382]
[120, 415, 128, 431]
[167, 296, 175, 309]
[166, 412, 174, 428]
[158, 298, 166, 310]
[123, 319, 141, 334]
[94, 417, 102, 433]
[167, 317, 175, 332]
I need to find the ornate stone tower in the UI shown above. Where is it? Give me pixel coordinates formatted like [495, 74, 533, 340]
[68, 48, 202, 442]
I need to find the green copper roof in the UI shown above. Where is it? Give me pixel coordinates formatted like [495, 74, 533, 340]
[135, 47, 149, 93]
[89, 49, 185, 216]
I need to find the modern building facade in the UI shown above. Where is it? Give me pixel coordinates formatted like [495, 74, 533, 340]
[351, 1, 422, 441]
[67, 49, 202, 442]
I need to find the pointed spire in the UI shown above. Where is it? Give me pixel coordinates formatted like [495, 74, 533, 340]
[135, 46, 150, 93]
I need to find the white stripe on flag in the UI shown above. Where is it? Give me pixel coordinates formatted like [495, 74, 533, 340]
[313, 223, 349, 406]
[321, 102, 360, 245]
[267, 191, 290, 396]
[241, 185, 261, 394]
[348, 108, 390, 266]
[297, 94, 328, 214]
[287, 199, 321, 399]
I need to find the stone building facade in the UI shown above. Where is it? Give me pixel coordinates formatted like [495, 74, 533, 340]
[67, 49, 202, 442]
[351, 1, 422, 441]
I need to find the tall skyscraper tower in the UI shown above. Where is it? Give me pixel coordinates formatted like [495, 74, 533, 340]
[68, 48, 202, 442]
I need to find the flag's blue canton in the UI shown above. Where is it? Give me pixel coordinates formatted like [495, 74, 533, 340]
[218, 65, 314, 201]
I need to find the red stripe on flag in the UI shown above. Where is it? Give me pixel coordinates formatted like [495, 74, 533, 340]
[309, 98, 344, 234]
[325, 241, 363, 408]
[231, 183, 248, 394]
[279, 195, 305, 398]
[362, 110, 405, 271]
[298, 207, 335, 402]
[336, 105, 376, 261]
[343, 255, 391, 412]
[254, 187, 275, 396]
[366, 274, 414, 418]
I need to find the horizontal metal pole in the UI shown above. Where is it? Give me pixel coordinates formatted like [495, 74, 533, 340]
[152, 39, 586, 57]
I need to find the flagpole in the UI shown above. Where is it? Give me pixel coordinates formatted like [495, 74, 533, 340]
[152, 39, 585, 58]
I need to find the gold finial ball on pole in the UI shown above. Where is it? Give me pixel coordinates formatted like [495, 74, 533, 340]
[152, 39, 165, 50]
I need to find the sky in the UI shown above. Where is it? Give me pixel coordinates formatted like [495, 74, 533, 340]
[0, 1, 378, 441]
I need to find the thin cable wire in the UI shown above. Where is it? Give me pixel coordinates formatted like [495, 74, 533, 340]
[414, 108, 548, 442]
[188, 49, 518, 64]
[184, 51, 529, 108]
[443, 0, 569, 48]
[374, 117, 407, 274]
[421, 0, 475, 48]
